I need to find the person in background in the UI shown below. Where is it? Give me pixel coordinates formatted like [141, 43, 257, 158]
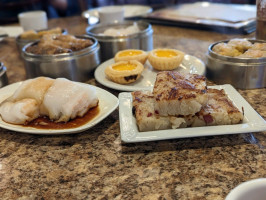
[0, 0, 84, 25]
[48, 0, 83, 18]
[0, 0, 44, 24]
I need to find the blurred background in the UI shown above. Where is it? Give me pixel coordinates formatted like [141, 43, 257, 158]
[0, 0, 256, 25]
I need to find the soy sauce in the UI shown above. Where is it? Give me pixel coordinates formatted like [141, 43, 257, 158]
[23, 106, 100, 129]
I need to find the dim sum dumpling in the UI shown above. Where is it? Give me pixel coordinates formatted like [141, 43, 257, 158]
[9, 77, 54, 104]
[0, 99, 39, 124]
[40, 78, 98, 122]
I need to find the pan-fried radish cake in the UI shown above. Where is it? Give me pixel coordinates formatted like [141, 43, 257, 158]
[132, 91, 187, 132]
[153, 71, 208, 116]
[190, 88, 243, 127]
[132, 72, 244, 132]
[132, 88, 243, 132]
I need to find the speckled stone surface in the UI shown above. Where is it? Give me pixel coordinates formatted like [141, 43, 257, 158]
[0, 16, 265, 200]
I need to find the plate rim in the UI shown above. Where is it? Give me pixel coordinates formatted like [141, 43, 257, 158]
[94, 54, 206, 92]
[0, 81, 119, 135]
[118, 84, 266, 143]
[82, 5, 153, 19]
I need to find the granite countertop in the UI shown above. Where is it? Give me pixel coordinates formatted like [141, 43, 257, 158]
[0, 16, 265, 200]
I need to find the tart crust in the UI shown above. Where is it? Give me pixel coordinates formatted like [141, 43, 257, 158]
[114, 49, 148, 64]
[105, 60, 144, 84]
[148, 49, 185, 70]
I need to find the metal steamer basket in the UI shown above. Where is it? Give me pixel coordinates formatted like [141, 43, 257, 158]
[86, 21, 153, 61]
[206, 40, 266, 89]
[22, 35, 100, 82]
[16, 29, 67, 55]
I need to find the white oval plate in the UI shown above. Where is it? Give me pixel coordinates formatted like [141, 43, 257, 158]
[95, 54, 206, 91]
[82, 5, 153, 23]
[0, 82, 119, 135]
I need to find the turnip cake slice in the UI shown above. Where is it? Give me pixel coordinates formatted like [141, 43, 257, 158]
[132, 91, 171, 132]
[132, 91, 187, 132]
[153, 71, 208, 116]
[191, 88, 244, 127]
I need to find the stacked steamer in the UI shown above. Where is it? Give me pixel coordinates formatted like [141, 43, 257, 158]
[22, 34, 100, 82]
[132, 71, 244, 132]
[206, 38, 266, 89]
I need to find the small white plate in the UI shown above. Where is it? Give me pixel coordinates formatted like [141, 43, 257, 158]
[118, 84, 266, 143]
[0, 82, 119, 135]
[82, 5, 153, 24]
[95, 54, 205, 91]
[225, 178, 266, 200]
[0, 26, 24, 41]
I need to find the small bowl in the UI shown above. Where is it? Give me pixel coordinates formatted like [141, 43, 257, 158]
[225, 178, 266, 200]
[21, 35, 100, 82]
[206, 39, 266, 89]
[0, 62, 8, 88]
[16, 28, 67, 55]
[86, 21, 153, 61]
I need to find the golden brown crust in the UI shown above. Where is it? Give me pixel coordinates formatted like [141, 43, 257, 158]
[20, 27, 63, 40]
[148, 49, 184, 70]
[212, 39, 266, 58]
[105, 60, 144, 84]
[153, 71, 207, 102]
[26, 35, 93, 55]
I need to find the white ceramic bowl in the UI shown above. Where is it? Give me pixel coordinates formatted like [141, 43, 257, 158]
[225, 178, 266, 200]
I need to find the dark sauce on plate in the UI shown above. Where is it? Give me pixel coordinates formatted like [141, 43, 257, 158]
[23, 106, 99, 129]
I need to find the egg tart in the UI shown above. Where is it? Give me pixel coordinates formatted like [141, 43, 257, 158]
[105, 60, 144, 84]
[148, 49, 185, 71]
[114, 49, 148, 64]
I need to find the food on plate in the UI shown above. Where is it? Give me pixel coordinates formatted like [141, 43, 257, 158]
[114, 49, 148, 64]
[40, 78, 98, 122]
[132, 72, 244, 132]
[105, 60, 144, 84]
[102, 23, 140, 36]
[212, 39, 266, 58]
[153, 71, 208, 116]
[26, 34, 93, 55]
[148, 48, 185, 70]
[190, 88, 244, 127]
[20, 27, 63, 40]
[132, 91, 186, 132]
[0, 77, 98, 125]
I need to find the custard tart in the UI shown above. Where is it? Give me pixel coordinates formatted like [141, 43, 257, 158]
[114, 49, 148, 64]
[148, 49, 185, 71]
[105, 60, 144, 84]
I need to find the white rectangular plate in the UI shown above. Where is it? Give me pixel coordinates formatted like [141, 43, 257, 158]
[119, 84, 266, 143]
